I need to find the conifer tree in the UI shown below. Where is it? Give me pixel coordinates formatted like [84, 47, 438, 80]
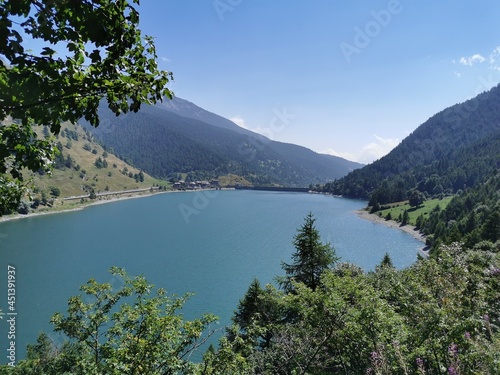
[401, 210, 409, 226]
[279, 212, 339, 293]
[380, 253, 395, 269]
[233, 278, 265, 331]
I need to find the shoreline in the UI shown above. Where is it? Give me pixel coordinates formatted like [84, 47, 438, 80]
[0, 188, 229, 224]
[0, 190, 164, 224]
[356, 208, 430, 257]
[1, 191, 430, 258]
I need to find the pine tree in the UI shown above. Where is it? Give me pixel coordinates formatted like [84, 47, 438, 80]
[233, 278, 264, 330]
[231, 278, 281, 349]
[380, 253, 394, 268]
[401, 210, 409, 226]
[279, 213, 339, 293]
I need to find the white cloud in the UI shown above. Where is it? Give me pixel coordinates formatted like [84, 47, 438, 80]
[230, 116, 277, 139]
[230, 116, 248, 129]
[321, 148, 356, 161]
[459, 54, 486, 66]
[160, 56, 171, 63]
[488, 46, 500, 71]
[452, 47, 500, 76]
[488, 46, 500, 62]
[322, 135, 400, 164]
[358, 135, 400, 164]
[456, 47, 500, 69]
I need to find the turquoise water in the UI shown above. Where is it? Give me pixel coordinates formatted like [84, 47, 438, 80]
[0, 190, 422, 363]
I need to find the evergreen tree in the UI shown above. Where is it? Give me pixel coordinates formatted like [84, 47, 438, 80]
[401, 210, 409, 226]
[380, 253, 395, 269]
[233, 279, 264, 336]
[94, 157, 104, 169]
[409, 190, 425, 208]
[415, 213, 424, 229]
[482, 209, 499, 243]
[279, 213, 339, 293]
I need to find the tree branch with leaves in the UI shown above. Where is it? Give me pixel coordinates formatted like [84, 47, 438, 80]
[0, 0, 173, 214]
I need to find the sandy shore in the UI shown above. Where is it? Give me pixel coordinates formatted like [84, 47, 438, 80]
[0, 189, 171, 224]
[0, 188, 232, 224]
[356, 208, 429, 257]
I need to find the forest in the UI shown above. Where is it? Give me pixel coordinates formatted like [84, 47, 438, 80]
[418, 173, 499, 251]
[318, 85, 500, 204]
[315, 85, 500, 254]
[82, 102, 361, 188]
[1, 214, 499, 374]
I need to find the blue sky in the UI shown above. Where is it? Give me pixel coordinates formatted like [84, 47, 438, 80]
[138, 1, 500, 163]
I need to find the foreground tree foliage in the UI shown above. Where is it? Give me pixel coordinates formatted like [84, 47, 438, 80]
[1, 267, 217, 375]
[0, 0, 172, 214]
[2, 218, 499, 374]
[219, 243, 500, 375]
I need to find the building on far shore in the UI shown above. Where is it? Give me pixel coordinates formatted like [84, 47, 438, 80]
[173, 179, 220, 190]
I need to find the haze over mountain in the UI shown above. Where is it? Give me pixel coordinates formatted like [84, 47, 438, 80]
[83, 97, 363, 187]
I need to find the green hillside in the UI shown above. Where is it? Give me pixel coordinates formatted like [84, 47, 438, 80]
[11, 123, 168, 215]
[319, 84, 500, 203]
[317, 85, 499, 252]
[375, 196, 454, 226]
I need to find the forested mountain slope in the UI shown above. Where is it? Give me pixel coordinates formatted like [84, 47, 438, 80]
[320, 84, 500, 203]
[421, 172, 499, 250]
[83, 99, 362, 187]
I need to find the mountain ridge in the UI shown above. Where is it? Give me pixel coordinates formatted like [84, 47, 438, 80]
[83, 97, 363, 187]
[319, 84, 500, 203]
[156, 96, 257, 137]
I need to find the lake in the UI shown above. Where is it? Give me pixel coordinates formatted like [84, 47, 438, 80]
[0, 189, 422, 363]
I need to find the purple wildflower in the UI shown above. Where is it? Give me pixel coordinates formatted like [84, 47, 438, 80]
[448, 343, 458, 356]
[448, 366, 458, 375]
[490, 267, 500, 276]
[464, 332, 471, 339]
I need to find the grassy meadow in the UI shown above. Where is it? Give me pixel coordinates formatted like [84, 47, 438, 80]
[375, 196, 454, 226]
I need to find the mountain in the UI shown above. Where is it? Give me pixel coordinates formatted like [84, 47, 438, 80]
[320, 84, 500, 203]
[82, 98, 363, 187]
[156, 96, 256, 137]
[30, 123, 163, 200]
